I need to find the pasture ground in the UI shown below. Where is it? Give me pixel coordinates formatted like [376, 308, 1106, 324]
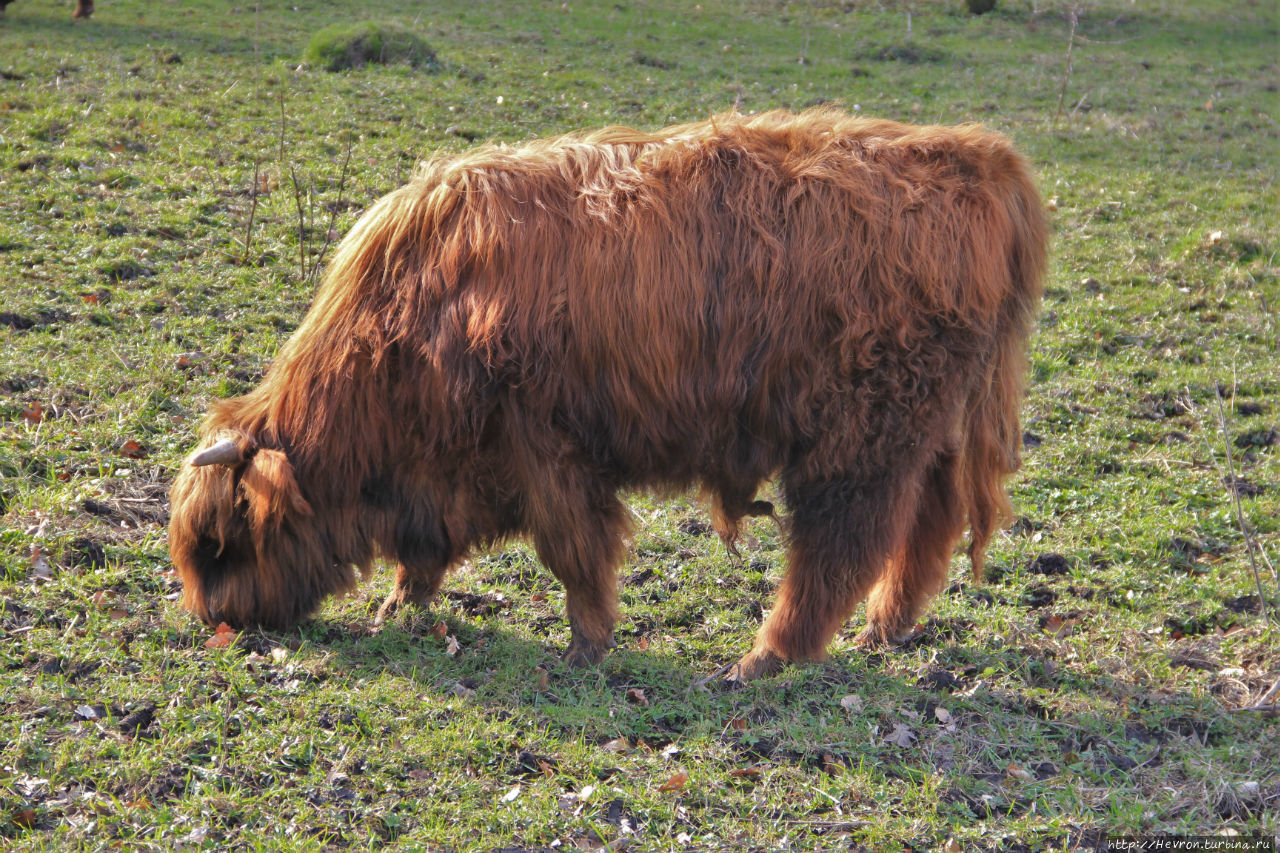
[1, 0, 1277, 849]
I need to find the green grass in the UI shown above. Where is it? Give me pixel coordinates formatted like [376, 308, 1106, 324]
[302, 22, 440, 72]
[2, 0, 1278, 849]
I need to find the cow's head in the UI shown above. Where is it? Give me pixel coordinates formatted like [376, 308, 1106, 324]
[168, 433, 357, 630]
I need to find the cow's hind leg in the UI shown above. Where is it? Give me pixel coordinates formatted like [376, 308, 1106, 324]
[709, 489, 747, 561]
[709, 484, 776, 561]
[528, 478, 633, 668]
[858, 450, 965, 646]
[711, 473, 778, 560]
[727, 463, 924, 682]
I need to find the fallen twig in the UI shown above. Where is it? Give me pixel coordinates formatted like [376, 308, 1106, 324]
[1227, 675, 1280, 715]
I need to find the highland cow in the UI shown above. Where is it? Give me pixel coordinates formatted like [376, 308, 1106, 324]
[169, 109, 1046, 681]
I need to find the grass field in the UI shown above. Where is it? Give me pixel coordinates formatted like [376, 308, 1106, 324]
[2, 0, 1277, 849]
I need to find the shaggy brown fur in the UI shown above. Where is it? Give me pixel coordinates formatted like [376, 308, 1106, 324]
[169, 108, 1046, 680]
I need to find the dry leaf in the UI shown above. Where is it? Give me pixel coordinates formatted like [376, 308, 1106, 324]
[119, 440, 145, 459]
[534, 666, 550, 691]
[30, 547, 53, 581]
[728, 716, 748, 732]
[12, 808, 36, 829]
[943, 838, 963, 853]
[501, 784, 521, 803]
[625, 687, 649, 706]
[658, 770, 689, 792]
[445, 635, 461, 657]
[109, 608, 128, 620]
[21, 402, 43, 425]
[883, 723, 917, 748]
[428, 620, 448, 639]
[1042, 613, 1076, 639]
[204, 622, 237, 649]
[600, 737, 630, 754]
[839, 694, 863, 713]
[729, 765, 763, 780]
[1005, 763, 1033, 782]
[934, 707, 955, 726]
[637, 635, 649, 651]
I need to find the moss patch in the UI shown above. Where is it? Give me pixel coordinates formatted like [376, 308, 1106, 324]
[302, 21, 439, 72]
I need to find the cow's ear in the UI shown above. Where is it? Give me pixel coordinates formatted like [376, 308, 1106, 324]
[239, 449, 313, 529]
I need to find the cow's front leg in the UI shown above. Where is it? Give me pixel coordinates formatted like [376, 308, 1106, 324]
[374, 561, 448, 625]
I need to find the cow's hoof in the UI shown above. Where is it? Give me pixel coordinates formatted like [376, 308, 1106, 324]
[373, 595, 399, 626]
[373, 589, 413, 625]
[853, 623, 916, 648]
[719, 539, 744, 564]
[723, 647, 785, 685]
[562, 639, 606, 668]
[374, 583, 438, 626]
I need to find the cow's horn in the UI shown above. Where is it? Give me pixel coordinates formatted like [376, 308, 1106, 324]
[190, 438, 243, 467]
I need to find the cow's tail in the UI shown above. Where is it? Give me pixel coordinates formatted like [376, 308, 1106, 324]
[959, 323, 1025, 584]
[960, 149, 1048, 583]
